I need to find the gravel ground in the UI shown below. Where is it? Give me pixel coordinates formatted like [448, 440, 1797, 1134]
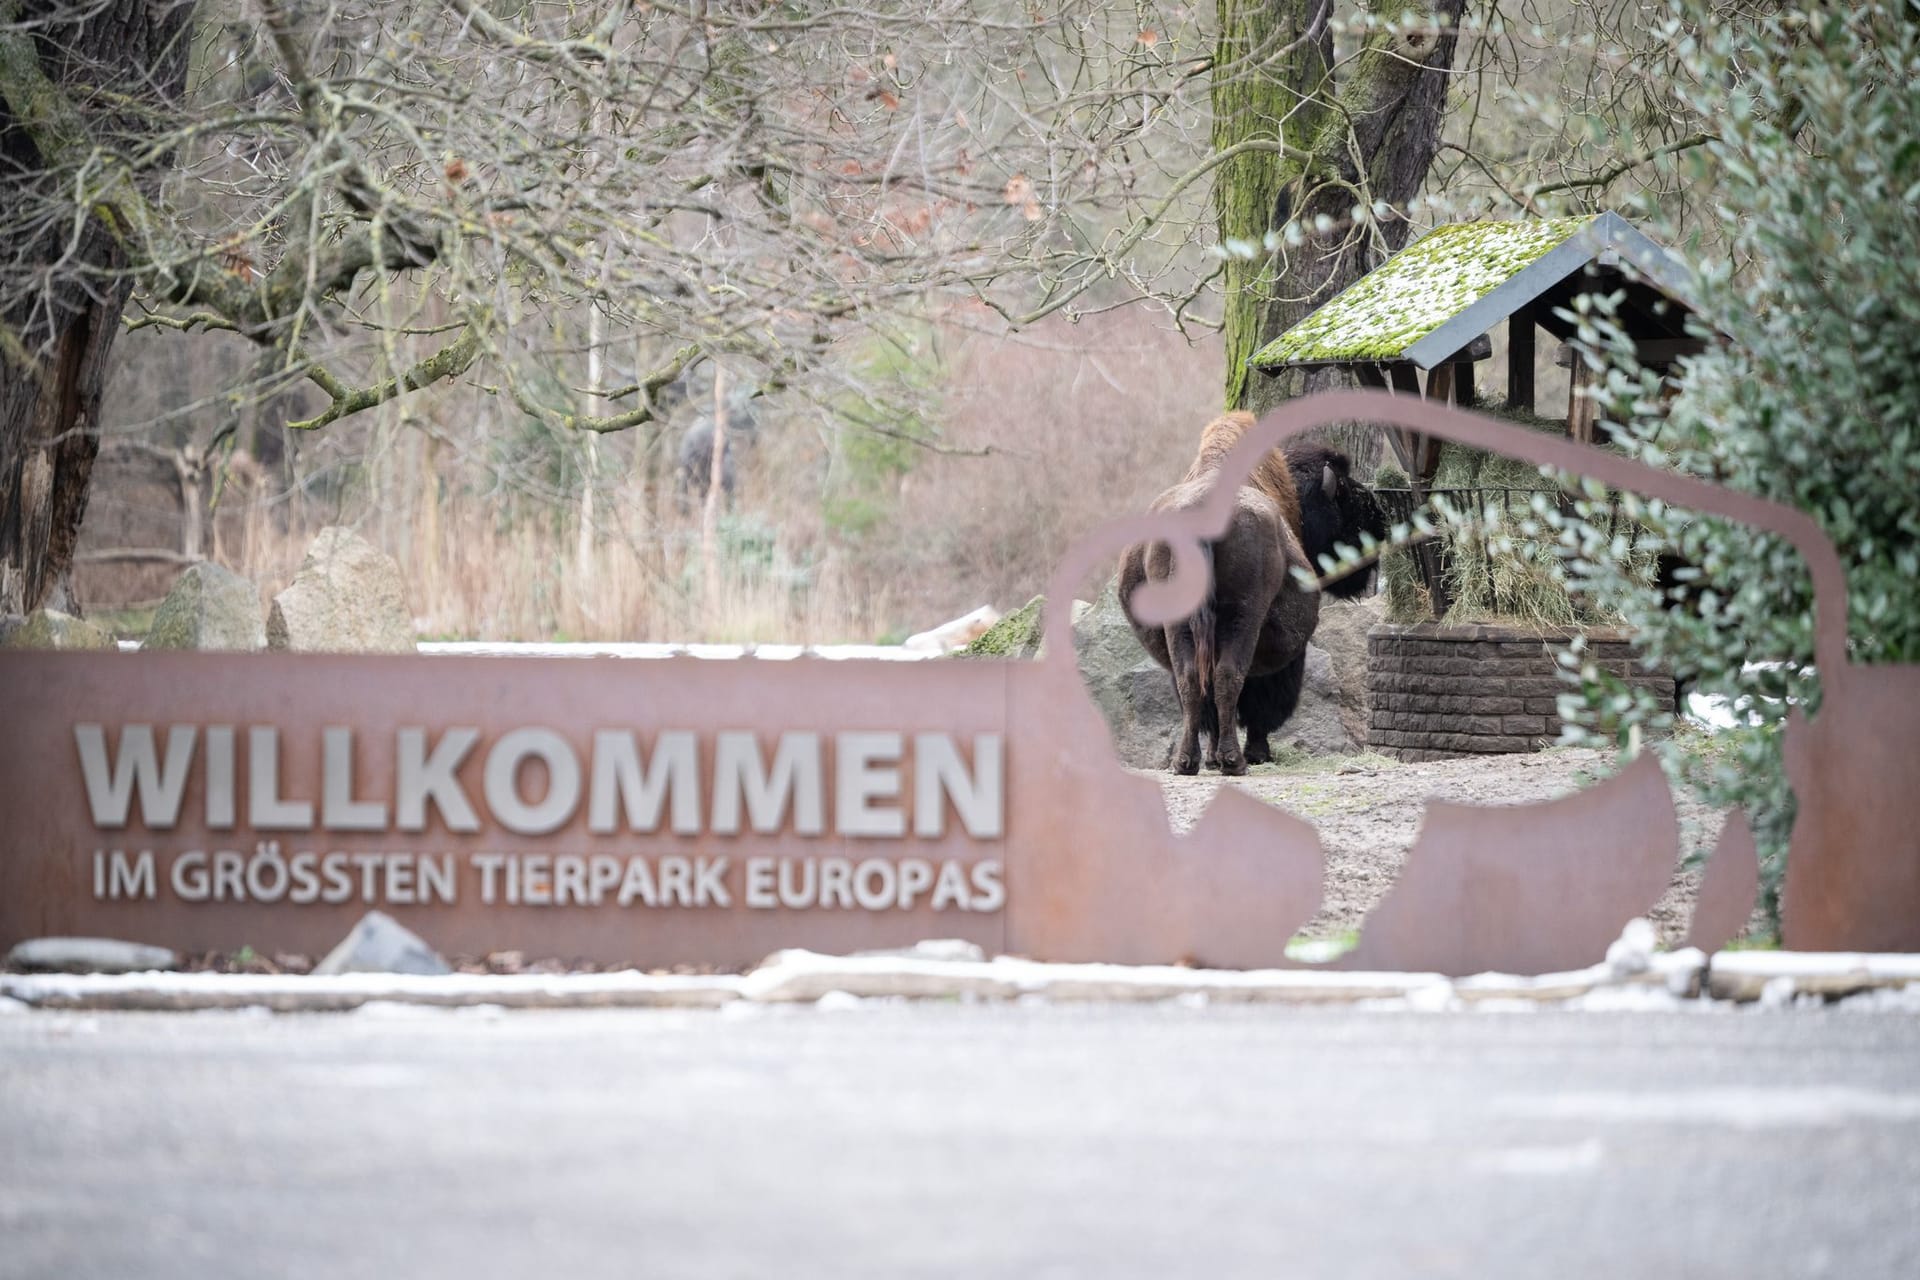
[1150, 747, 1730, 944]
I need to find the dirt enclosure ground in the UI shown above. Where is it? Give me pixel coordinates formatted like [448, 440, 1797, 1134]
[1149, 747, 1731, 946]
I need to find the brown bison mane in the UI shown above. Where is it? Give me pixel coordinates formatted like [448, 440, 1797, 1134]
[1181, 411, 1303, 539]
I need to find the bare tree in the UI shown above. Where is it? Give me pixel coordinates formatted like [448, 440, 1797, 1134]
[3, 0, 1238, 611]
[1, 0, 195, 613]
[2, 0, 1771, 618]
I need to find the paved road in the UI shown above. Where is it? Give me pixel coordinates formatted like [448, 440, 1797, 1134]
[3, 1002, 1918, 1279]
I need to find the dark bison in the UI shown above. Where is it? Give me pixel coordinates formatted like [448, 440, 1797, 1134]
[1120, 412, 1385, 775]
[1236, 439, 1388, 752]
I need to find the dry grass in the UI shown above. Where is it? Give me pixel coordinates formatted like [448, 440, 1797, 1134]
[223, 497, 889, 644]
[83, 309, 1224, 644]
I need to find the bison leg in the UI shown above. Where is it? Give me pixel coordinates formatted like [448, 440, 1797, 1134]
[1239, 655, 1307, 765]
[1211, 665, 1250, 775]
[1168, 629, 1209, 776]
[1244, 732, 1271, 767]
[1209, 613, 1261, 776]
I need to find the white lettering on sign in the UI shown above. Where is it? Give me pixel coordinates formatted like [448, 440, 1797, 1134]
[588, 730, 700, 835]
[836, 732, 905, 838]
[92, 849, 158, 900]
[86, 846, 1009, 914]
[914, 732, 1003, 839]
[711, 731, 824, 835]
[396, 727, 482, 833]
[248, 728, 314, 829]
[69, 726, 1007, 848]
[137, 847, 459, 906]
[732, 855, 999, 911]
[74, 725, 196, 829]
[205, 727, 236, 829]
[484, 729, 582, 835]
[322, 728, 388, 830]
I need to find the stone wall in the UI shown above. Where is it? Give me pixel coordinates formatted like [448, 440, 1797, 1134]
[1367, 623, 1673, 761]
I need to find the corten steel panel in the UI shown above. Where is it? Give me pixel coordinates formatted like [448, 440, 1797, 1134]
[0, 654, 1015, 969]
[1335, 753, 1679, 976]
[1689, 812, 1760, 954]
[3, 391, 1914, 973]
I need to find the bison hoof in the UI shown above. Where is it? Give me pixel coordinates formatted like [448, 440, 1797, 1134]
[1218, 754, 1248, 777]
[1174, 754, 1201, 776]
[1245, 738, 1271, 766]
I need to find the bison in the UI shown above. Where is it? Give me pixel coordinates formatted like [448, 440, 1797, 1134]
[1120, 412, 1385, 775]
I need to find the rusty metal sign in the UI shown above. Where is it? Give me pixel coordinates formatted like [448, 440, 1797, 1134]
[2, 390, 1913, 973]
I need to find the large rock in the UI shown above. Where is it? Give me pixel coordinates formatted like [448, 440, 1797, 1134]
[144, 562, 265, 651]
[1310, 594, 1385, 745]
[1072, 585, 1181, 768]
[958, 596, 1043, 659]
[2, 608, 114, 650]
[267, 526, 414, 653]
[1273, 644, 1356, 756]
[313, 911, 450, 976]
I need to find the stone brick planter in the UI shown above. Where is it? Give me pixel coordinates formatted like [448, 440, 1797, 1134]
[1366, 623, 1673, 761]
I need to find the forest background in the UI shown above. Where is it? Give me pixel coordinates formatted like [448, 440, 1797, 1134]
[6, 0, 1750, 643]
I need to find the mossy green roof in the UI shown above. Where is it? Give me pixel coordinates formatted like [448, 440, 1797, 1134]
[1250, 217, 1598, 367]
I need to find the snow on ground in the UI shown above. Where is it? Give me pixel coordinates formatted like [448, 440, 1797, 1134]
[420, 641, 938, 661]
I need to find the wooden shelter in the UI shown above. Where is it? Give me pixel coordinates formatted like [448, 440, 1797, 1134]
[1249, 212, 1708, 487]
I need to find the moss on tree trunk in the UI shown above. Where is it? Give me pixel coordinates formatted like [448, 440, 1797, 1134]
[1212, 0, 1468, 434]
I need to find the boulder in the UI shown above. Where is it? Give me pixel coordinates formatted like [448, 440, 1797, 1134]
[1, 608, 114, 650]
[144, 562, 265, 651]
[905, 605, 1000, 654]
[267, 526, 414, 652]
[1072, 584, 1181, 769]
[1308, 594, 1384, 745]
[7, 936, 178, 973]
[957, 596, 1043, 659]
[1271, 644, 1358, 756]
[313, 910, 450, 976]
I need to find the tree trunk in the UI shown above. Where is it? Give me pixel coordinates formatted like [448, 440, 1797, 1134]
[1214, 0, 1333, 414]
[0, 1, 195, 615]
[1214, 0, 1467, 455]
[173, 449, 206, 563]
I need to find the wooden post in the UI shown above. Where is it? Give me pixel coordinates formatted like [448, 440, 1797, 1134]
[1380, 364, 1421, 479]
[1415, 364, 1450, 483]
[1508, 307, 1536, 413]
[1567, 358, 1596, 443]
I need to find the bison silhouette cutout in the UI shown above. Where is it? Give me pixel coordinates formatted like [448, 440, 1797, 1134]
[1034, 390, 1918, 971]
